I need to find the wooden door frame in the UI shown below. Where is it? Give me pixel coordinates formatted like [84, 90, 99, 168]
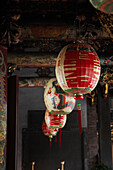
[7, 76, 19, 170]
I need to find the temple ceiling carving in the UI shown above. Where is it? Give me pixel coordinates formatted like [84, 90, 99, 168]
[0, 0, 113, 64]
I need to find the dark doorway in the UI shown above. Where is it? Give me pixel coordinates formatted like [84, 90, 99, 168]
[22, 110, 82, 170]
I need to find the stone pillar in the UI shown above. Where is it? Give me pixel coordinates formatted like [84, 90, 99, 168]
[75, 97, 88, 170]
[87, 98, 98, 169]
[97, 83, 112, 168]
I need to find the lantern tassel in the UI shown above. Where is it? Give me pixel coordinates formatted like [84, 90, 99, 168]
[49, 136, 52, 149]
[78, 104, 82, 134]
[59, 123, 61, 146]
[55, 135, 57, 143]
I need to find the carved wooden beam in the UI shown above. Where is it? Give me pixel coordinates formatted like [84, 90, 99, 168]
[8, 51, 113, 67]
[19, 77, 50, 88]
[7, 52, 57, 67]
[5, 24, 113, 56]
[20, 25, 107, 41]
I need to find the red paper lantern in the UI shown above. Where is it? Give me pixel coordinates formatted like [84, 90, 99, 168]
[90, 0, 113, 14]
[56, 43, 100, 99]
[45, 110, 67, 129]
[42, 121, 58, 137]
[44, 78, 75, 115]
[42, 121, 58, 148]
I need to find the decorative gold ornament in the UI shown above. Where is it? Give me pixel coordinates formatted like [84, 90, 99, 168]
[96, 11, 113, 39]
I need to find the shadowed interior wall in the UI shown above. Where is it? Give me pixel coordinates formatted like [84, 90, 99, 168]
[97, 84, 112, 168]
[18, 87, 87, 170]
[22, 110, 82, 170]
[18, 87, 46, 170]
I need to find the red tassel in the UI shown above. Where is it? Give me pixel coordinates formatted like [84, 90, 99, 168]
[78, 104, 82, 134]
[49, 136, 52, 149]
[59, 123, 61, 146]
[55, 135, 57, 143]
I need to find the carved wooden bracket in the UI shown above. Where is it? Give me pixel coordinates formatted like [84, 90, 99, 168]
[100, 66, 113, 98]
[103, 83, 109, 98]
[86, 90, 96, 106]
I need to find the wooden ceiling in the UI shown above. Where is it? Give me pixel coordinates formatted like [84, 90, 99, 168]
[1, 0, 113, 67]
[1, 0, 93, 24]
[5, 0, 113, 87]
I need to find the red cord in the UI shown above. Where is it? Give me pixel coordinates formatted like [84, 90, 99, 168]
[49, 137, 52, 149]
[59, 127, 61, 146]
[78, 104, 82, 134]
[55, 135, 57, 143]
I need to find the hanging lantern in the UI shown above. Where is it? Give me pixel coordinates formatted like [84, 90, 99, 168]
[89, 0, 113, 14]
[45, 110, 67, 129]
[44, 78, 76, 115]
[45, 110, 67, 146]
[56, 43, 100, 100]
[42, 121, 58, 137]
[42, 121, 58, 148]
